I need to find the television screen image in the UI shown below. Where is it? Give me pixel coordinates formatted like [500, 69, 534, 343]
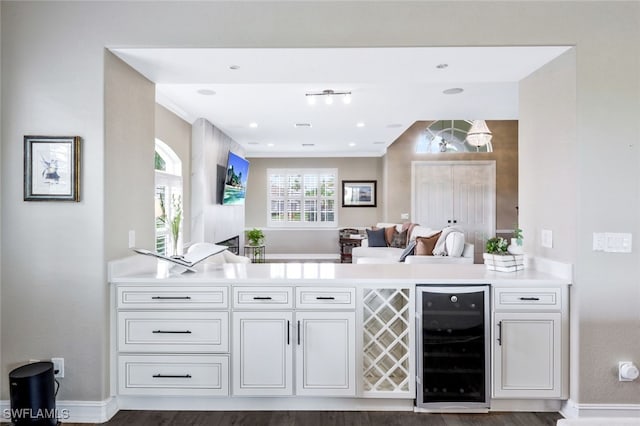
[222, 152, 250, 205]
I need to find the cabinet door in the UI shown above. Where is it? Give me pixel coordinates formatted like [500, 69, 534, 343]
[232, 311, 293, 396]
[295, 311, 356, 396]
[493, 312, 561, 398]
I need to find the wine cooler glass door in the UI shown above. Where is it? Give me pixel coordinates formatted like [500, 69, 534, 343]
[417, 285, 490, 409]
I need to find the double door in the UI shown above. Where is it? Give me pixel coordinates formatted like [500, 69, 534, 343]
[412, 161, 495, 263]
[232, 310, 355, 396]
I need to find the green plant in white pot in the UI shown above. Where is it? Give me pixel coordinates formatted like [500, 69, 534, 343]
[246, 228, 264, 246]
[508, 226, 524, 255]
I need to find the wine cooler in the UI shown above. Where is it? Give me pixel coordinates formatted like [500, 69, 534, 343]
[416, 285, 490, 409]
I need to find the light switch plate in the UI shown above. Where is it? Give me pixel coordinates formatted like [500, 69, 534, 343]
[541, 229, 553, 248]
[401, 213, 409, 220]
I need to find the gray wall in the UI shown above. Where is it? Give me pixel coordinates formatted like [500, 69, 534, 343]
[0, 0, 639, 408]
[155, 104, 192, 245]
[245, 157, 382, 254]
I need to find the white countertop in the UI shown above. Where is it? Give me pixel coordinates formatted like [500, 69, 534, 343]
[109, 256, 571, 286]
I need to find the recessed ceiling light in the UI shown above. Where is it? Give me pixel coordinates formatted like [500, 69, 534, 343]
[267, 143, 275, 147]
[356, 122, 365, 128]
[443, 88, 464, 95]
[373, 141, 385, 145]
[249, 122, 258, 128]
[294, 123, 312, 128]
[302, 143, 315, 147]
[436, 63, 449, 69]
[348, 142, 357, 147]
[196, 89, 216, 96]
[247, 142, 259, 145]
[386, 123, 403, 128]
[229, 65, 240, 70]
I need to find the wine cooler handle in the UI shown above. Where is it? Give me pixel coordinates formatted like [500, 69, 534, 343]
[497, 321, 503, 346]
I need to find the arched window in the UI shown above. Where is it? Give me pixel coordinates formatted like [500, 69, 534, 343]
[416, 120, 493, 153]
[155, 139, 183, 255]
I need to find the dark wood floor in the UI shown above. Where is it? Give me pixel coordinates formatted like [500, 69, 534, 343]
[67, 410, 563, 426]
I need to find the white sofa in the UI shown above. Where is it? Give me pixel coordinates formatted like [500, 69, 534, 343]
[352, 223, 474, 264]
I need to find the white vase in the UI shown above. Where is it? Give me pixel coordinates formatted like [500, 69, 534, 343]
[507, 238, 523, 255]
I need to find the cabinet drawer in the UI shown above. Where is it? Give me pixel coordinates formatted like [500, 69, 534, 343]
[295, 287, 355, 309]
[117, 286, 228, 309]
[118, 311, 229, 353]
[118, 355, 229, 396]
[494, 288, 561, 311]
[233, 287, 293, 309]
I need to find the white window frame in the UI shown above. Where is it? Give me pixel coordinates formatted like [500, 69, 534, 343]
[155, 139, 183, 255]
[267, 168, 338, 228]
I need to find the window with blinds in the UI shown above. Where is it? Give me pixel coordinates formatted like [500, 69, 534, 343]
[268, 169, 337, 227]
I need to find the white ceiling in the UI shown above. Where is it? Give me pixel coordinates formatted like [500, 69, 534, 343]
[111, 46, 570, 157]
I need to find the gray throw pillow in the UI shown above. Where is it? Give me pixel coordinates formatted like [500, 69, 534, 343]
[399, 239, 417, 262]
[366, 228, 387, 247]
[389, 230, 408, 248]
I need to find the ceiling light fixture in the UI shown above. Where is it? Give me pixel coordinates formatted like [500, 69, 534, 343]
[196, 89, 216, 96]
[466, 120, 493, 148]
[306, 89, 352, 105]
[436, 63, 449, 69]
[249, 122, 258, 128]
[356, 122, 365, 128]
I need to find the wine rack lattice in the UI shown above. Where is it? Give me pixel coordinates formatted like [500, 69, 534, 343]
[362, 288, 410, 393]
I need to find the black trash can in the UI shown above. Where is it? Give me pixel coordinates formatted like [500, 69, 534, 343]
[8, 362, 57, 425]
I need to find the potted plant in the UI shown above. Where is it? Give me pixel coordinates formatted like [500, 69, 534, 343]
[485, 237, 509, 255]
[246, 228, 265, 246]
[508, 226, 524, 255]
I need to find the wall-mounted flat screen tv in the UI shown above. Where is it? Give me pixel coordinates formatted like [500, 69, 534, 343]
[222, 151, 250, 205]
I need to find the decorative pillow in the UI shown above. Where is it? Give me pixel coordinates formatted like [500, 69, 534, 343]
[409, 225, 436, 241]
[445, 232, 465, 257]
[366, 228, 388, 247]
[415, 231, 442, 255]
[398, 239, 417, 262]
[389, 229, 408, 248]
[384, 227, 396, 246]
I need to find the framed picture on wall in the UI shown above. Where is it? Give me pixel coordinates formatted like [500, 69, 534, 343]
[342, 180, 377, 207]
[24, 135, 81, 201]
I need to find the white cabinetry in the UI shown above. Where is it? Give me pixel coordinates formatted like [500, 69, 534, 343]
[492, 287, 568, 399]
[231, 286, 355, 397]
[115, 285, 230, 396]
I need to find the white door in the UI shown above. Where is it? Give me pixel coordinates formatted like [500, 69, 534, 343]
[493, 312, 562, 399]
[412, 163, 454, 230]
[232, 311, 293, 396]
[412, 161, 495, 263]
[452, 163, 496, 263]
[295, 311, 356, 396]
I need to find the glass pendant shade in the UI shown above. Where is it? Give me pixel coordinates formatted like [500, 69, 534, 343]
[466, 120, 493, 147]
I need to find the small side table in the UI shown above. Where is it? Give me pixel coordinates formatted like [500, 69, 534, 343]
[244, 245, 266, 263]
[339, 238, 362, 263]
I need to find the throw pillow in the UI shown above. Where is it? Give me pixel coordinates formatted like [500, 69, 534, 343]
[384, 226, 396, 246]
[415, 231, 442, 256]
[366, 228, 388, 247]
[389, 229, 408, 248]
[445, 232, 465, 257]
[398, 239, 417, 262]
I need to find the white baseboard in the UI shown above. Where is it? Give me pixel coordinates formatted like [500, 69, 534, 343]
[0, 397, 118, 424]
[266, 253, 340, 260]
[561, 399, 640, 419]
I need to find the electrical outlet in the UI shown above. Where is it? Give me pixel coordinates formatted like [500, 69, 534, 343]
[51, 357, 64, 378]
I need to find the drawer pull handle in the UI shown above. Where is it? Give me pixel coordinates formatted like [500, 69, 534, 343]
[316, 296, 336, 300]
[253, 296, 273, 300]
[152, 374, 192, 379]
[152, 330, 192, 334]
[151, 296, 191, 300]
[519, 297, 540, 301]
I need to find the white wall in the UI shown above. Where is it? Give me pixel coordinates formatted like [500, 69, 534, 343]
[0, 0, 639, 408]
[191, 118, 245, 246]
